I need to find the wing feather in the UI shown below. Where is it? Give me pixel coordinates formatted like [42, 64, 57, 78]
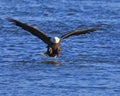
[8, 18, 51, 44]
[60, 27, 100, 40]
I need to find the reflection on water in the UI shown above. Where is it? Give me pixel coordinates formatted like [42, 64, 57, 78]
[41, 60, 60, 65]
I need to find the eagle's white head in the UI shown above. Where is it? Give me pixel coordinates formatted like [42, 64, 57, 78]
[52, 37, 60, 43]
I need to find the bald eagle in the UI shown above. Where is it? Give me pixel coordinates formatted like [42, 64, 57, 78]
[8, 18, 100, 57]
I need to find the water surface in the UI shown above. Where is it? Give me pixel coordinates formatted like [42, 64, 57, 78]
[0, 0, 120, 96]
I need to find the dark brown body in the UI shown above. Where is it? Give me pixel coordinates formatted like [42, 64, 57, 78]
[46, 43, 61, 57]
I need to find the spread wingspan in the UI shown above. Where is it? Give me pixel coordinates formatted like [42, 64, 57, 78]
[60, 27, 100, 40]
[7, 18, 51, 44]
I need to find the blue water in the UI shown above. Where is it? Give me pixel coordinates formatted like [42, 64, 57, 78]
[0, 0, 120, 96]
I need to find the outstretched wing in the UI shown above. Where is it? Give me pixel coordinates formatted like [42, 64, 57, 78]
[60, 27, 100, 40]
[7, 18, 51, 44]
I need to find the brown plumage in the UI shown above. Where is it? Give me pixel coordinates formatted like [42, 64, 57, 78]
[8, 18, 100, 57]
